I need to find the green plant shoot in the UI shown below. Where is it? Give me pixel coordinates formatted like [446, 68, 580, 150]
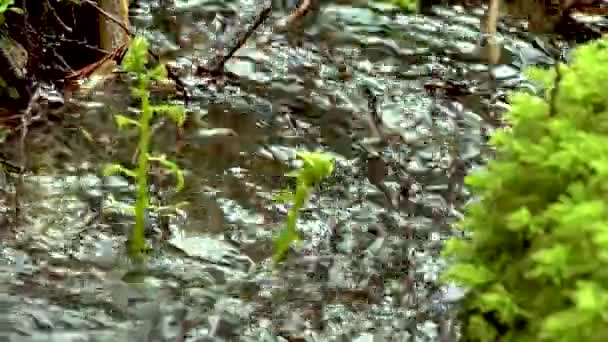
[103, 35, 186, 262]
[273, 151, 335, 263]
[0, 0, 23, 25]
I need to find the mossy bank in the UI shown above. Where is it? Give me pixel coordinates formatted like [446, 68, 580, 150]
[442, 37, 608, 341]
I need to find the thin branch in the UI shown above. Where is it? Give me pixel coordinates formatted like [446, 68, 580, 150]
[197, 6, 272, 76]
[54, 36, 109, 54]
[13, 84, 40, 224]
[46, 0, 73, 33]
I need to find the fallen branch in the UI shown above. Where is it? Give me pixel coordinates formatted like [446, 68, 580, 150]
[13, 84, 41, 224]
[197, 6, 272, 77]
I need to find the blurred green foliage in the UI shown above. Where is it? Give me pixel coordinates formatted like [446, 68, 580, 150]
[0, 0, 22, 26]
[376, 0, 417, 13]
[442, 37, 608, 341]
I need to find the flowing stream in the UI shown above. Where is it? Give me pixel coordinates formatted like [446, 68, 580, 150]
[0, 1, 594, 341]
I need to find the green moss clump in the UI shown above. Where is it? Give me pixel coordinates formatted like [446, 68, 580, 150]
[442, 37, 608, 341]
[391, 0, 417, 13]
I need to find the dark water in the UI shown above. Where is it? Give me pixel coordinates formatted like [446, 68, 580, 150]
[0, 0, 591, 340]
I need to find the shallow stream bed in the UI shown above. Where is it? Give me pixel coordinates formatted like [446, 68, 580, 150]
[0, 1, 591, 341]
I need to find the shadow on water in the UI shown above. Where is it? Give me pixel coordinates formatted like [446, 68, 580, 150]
[0, 0, 596, 340]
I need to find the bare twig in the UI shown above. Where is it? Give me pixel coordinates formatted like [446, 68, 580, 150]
[65, 43, 126, 80]
[13, 85, 41, 223]
[45, 0, 73, 33]
[54, 36, 109, 54]
[197, 6, 272, 76]
[53, 50, 75, 74]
